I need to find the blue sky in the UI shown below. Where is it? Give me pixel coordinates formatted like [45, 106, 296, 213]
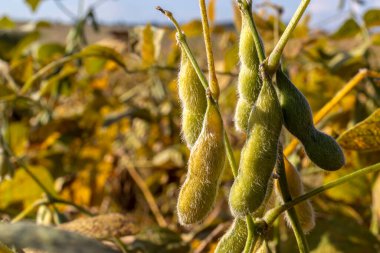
[1, 0, 380, 29]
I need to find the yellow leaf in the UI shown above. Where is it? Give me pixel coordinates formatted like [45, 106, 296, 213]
[207, 0, 216, 27]
[40, 132, 61, 150]
[338, 109, 380, 151]
[141, 24, 155, 67]
[91, 75, 109, 90]
[0, 166, 55, 209]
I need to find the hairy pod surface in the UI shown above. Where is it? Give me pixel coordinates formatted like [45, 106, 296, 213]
[215, 218, 247, 253]
[276, 70, 345, 171]
[234, 18, 262, 133]
[177, 97, 226, 225]
[178, 53, 207, 147]
[275, 157, 315, 233]
[229, 73, 282, 216]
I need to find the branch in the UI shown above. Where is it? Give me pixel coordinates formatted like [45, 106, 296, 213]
[266, 0, 311, 74]
[264, 162, 380, 225]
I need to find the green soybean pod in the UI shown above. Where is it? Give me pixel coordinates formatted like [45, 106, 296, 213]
[234, 16, 262, 133]
[177, 53, 207, 147]
[229, 72, 282, 217]
[276, 70, 345, 171]
[177, 96, 226, 225]
[214, 218, 247, 253]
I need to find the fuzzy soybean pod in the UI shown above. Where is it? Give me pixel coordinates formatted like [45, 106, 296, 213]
[275, 157, 315, 233]
[276, 70, 345, 171]
[234, 16, 262, 132]
[214, 218, 247, 253]
[177, 96, 226, 225]
[229, 71, 283, 217]
[177, 53, 207, 147]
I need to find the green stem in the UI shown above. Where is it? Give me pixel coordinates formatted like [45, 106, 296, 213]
[276, 148, 309, 253]
[52, 198, 94, 216]
[266, 0, 311, 74]
[156, 6, 209, 91]
[265, 162, 380, 225]
[223, 131, 238, 177]
[237, 0, 266, 63]
[243, 216, 258, 253]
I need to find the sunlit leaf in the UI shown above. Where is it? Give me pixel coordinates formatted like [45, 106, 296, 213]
[223, 42, 238, 72]
[338, 109, 380, 151]
[0, 222, 118, 253]
[208, 0, 216, 27]
[181, 20, 203, 37]
[0, 166, 55, 209]
[141, 24, 155, 67]
[363, 9, 380, 28]
[331, 18, 361, 39]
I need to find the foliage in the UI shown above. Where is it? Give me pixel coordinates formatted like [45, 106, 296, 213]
[0, 1, 379, 253]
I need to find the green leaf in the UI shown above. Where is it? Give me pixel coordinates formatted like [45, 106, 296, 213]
[0, 222, 119, 253]
[338, 109, 380, 151]
[331, 18, 361, 39]
[0, 16, 15, 29]
[76, 44, 126, 70]
[363, 9, 380, 28]
[25, 0, 41, 12]
[37, 43, 65, 64]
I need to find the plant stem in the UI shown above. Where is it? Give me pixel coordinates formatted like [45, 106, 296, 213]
[157, 6, 259, 250]
[266, 0, 311, 74]
[276, 147, 309, 253]
[156, 6, 209, 92]
[243, 215, 257, 253]
[236, 0, 265, 62]
[265, 162, 380, 225]
[199, 0, 220, 100]
[223, 131, 238, 177]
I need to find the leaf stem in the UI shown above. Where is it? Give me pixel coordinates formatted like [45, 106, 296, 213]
[199, 0, 220, 100]
[266, 0, 310, 74]
[264, 162, 380, 225]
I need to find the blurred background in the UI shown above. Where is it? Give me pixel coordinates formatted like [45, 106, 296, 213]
[0, 0, 380, 252]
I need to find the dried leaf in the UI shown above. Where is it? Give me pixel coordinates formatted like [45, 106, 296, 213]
[58, 213, 140, 239]
[338, 109, 380, 151]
